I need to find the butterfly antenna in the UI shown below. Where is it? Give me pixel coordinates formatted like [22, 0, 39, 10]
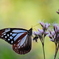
[31, 23, 39, 31]
[31, 23, 39, 38]
[32, 23, 39, 28]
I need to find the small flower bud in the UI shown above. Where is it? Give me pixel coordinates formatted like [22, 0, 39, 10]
[44, 32, 49, 37]
[48, 34, 52, 39]
[45, 23, 50, 29]
[50, 39, 54, 42]
[39, 22, 50, 30]
[33, 31, 39, 35]
[39, 22, 45, 27]
[33, 36, 38, 42]
[38, 29, 43, 34]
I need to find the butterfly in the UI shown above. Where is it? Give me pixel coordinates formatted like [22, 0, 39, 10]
[0, 28, 32, 54]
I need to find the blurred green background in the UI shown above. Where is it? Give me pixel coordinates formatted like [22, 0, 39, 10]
[0, 0, 59, 59]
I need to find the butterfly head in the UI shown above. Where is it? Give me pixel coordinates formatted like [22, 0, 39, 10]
[28, 28, 32, 36]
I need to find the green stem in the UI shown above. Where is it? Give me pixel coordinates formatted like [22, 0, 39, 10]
[54, 43, 58, 59]
[42, 42, 45, 59]
[40, 35, 45, 59]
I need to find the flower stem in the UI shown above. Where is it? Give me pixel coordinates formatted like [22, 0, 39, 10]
[42, 42, 45, 59]
[54, 43, 58, 59]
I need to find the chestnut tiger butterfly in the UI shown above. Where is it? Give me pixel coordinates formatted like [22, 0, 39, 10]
[0, 28, 32, 54]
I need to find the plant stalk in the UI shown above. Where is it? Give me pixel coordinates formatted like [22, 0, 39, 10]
[42, 42, 45, 59]
[54, 43, 58, 59]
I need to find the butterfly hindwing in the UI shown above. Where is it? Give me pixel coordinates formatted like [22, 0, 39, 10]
[12, 34, 32, 54]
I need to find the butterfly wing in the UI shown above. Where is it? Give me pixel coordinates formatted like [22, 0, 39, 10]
[0, 28, 32, 54]
[12, 34, 32, 54]
[0, 28, 27, 44]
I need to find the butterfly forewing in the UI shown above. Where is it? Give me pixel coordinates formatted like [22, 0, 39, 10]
[0, 28, 27, 44]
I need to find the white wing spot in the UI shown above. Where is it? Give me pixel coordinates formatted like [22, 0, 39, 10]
[4, 33, 6, 35]
[10, 33, 12, 35]
[10, 36, 13, 39]
[7, 34, 9, 36]
[8, 39, 10, 41]
[5, 36, 7, 38]
[11, 41, 13, 43]
[1, 35, 3, 37]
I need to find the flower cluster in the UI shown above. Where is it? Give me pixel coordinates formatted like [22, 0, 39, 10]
[40, 22, 50, 31]
[33, 22, 59, 59]
[33, 22, 50, 59]
[48, 24, 59, 43]
[33, 22, 50, 42]
[48, 24, 59, 59]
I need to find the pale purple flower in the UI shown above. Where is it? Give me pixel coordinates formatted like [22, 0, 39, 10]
[48, 24, 59, 59]
[53, 24, 59, 33]
[48, 24, 59, 42]
[34, 31, 40, 35]
[40, 22, 45, 28]
[48, 31, 55, 42]
[38, 28, 49, 37]
[33, 22, 50, 59]
[34, 29, 43, 36]
[39, 22, 50, 30]
[49, 31, 55, 38]
[50, 39, 54, 42]
[33, 29, 43, 40]
[44, 31, 49, 37]
[38, 29, 43, 33]
[33, 22, 50, 42]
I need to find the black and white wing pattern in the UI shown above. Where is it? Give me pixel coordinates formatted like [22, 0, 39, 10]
[12, 34, 32, 54]
[0, 28, 32, 54]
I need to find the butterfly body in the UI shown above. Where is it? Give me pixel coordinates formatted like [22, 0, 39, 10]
[0, 28, 32, 54]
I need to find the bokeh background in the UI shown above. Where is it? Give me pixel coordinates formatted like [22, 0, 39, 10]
[0, 0, 59, 59]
